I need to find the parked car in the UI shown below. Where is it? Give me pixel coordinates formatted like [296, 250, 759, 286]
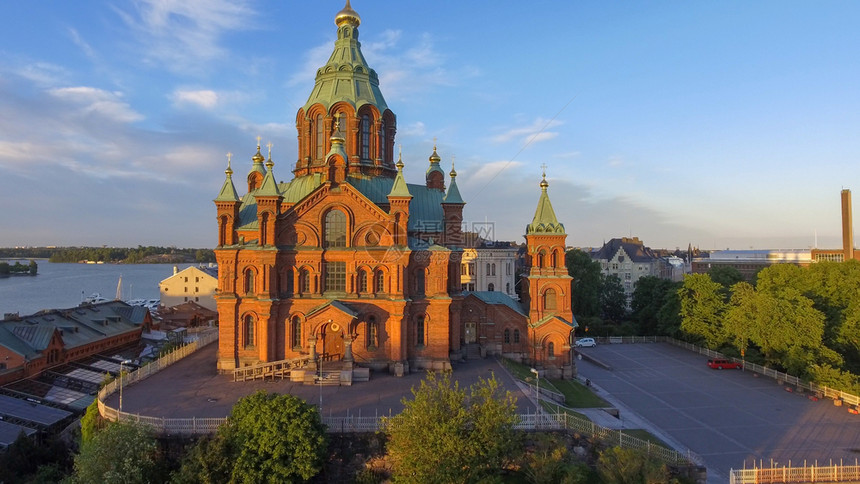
[575, 337, 597, 348]
[707, 358, 742, 370]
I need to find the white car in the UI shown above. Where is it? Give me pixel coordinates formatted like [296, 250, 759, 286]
[575, 337, 596, 348]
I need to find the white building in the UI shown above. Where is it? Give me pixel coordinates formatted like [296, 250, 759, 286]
[159, 265, 218, 311]
[460, 245, 519, 300]
[593, 237, 663, 299]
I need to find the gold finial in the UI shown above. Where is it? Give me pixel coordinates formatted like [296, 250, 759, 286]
[449, 155, 457, 178]
[540, 163, 549, 189]
[256, 135, 262, 148]
[429, 138, 441, 163]
[267, 142, 273, 160]
[396, 145, 404, 170]
[335, 0, 361, 28]
[265, 142, 274, 170]
[226, 152, 233, 175]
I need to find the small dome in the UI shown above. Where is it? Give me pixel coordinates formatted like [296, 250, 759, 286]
[335, 1, 361, 28]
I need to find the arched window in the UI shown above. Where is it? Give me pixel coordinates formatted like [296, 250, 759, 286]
[513, 329, 520, 343]
[315, 114, 324, 159]
[492, 263, 496, 276]
[415, 270, 425, 296]
[367, 315, 378, 348]
[488, 283, 495, 292]
[244, 268, 255, 295]
[506, 282, 511, 294]
[290, 316, 301, 349]
[416, 316, 425, 346]
[548, 341, 555, 358]
[375, 270, 385, 293]
[380, 120, 387, 162]
[244, 315, 255, 348]
[543, 288, 557, 310]
[537, 251, 545, 268]
[284, 269, 294, 296]
[357, 269, 367, 293]
[360, 114, 371, 160]
[324, 210, 347, 248]
[300, 268, 311, 294]
[486, 263, 490, 275]
[504, 328, 510, 344]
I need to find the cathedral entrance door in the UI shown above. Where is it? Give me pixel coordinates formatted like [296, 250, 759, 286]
[322, 323, 344, 357]
[464, 322, 477, 344]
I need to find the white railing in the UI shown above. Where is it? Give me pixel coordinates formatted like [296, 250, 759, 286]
[664, 338, 860, 407]
[98, 329, 219, 431]
[730, 461, 860, 484]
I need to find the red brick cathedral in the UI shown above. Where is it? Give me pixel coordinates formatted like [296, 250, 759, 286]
[214, 2, 577, 378]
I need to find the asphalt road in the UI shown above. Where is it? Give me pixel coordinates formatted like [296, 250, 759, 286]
[575, 342, 860, 482]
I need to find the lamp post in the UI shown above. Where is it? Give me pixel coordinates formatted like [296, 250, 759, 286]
[119, 359, 132, 415]
[530, 367, 540, 420]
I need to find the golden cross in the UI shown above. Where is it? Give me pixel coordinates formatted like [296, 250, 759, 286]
[256, 135, 262, 147]
[267, 142, 273, 158]
[226, 152, 233, 166]
[540, 163, 547, 177]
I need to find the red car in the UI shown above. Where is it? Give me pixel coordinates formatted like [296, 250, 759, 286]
[707, 358, 742, 370]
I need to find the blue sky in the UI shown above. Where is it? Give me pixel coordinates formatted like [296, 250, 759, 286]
[1, 1, 858, 251]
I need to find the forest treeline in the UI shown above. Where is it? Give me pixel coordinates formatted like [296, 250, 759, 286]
[0, 246, 215, 264]
[567, 250, 860, 395]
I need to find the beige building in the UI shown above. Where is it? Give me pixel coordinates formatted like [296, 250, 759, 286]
[159, 266, 218, 311]
[593, 237, 663, 300]
[460, 245, 519, 299]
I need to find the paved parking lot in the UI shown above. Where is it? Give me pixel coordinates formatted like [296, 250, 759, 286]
[576, 342, 860, 482]
[108, 343, 536, 421]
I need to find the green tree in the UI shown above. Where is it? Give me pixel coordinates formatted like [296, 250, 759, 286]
[28, 259, 38, 275]
[655, 281, 683, 336]
[175, 391, 327, 484]
[0, 432, 73, 484]
[80, 399, 104, 446]
[386, 371, 520, 483]
[630, 276, 677, 335]
[707, 265, 745, 290]
[678, 274, 727, 348]
[600, 274, 628, 323]
[565, 249, 602, 318]
[596, 446, 672, 484]
[73, 422, 163, 484]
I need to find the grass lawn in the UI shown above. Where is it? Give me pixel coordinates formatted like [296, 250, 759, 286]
[550, 379, 609, 408]
[498, 358, 562, 393]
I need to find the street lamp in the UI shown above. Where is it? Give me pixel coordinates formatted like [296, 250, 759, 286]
[119, 359, 132, 415]
[530, 367, 540, 419]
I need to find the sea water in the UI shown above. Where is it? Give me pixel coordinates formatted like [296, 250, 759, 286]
[0, 260, 202, 316]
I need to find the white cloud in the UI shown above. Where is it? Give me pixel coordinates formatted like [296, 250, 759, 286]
[48, 86, 144, 123]
[288, 41, 333, 87]
[113, 0, 256, 75]
[68, 28, 97, 60]
[490, 118, 563, 145]
[172, 89, 219, 109]
[464, 160, 523, 182]
[399, 122, 426, 137]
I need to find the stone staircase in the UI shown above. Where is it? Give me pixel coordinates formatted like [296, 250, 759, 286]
[464, 343, 482, 360]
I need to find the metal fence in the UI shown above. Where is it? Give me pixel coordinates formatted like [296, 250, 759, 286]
[730, 461, 860, 484]
[663, 338, 860, 407]
[97, 329, 219, 430]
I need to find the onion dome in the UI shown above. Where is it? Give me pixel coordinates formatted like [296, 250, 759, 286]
[335, 0, 361, 28]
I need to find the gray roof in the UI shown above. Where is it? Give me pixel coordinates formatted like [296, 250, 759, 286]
[594, 238, 660, 263]
[465, 291, 527, 316]
[0, 301, 143, 361]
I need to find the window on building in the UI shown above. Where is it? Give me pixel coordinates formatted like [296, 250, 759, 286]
[291, 316, 301, 349]
[514, 329, 520, 343]
[324, 210, 347, 248]
[611, 263, 619, 270]
[469, 263, 475, 275]
[415, 270, 425, 295]
[244, 315, 255, 348]
[244, 268, 255, 295]
[538, 251, 545, 267]
[504, 328, 510, 344]
[284, 269, 294, 296]
[486, 263, 491, 275]
[195, 297, 198, 301]
[507, 263, 511, 275]
[325, 261, 346, 292]
[625, 272, 631, 280]
[488, 283, 495, 291]
[548, 342, 555, 358]
[543, 288, 557, 310]
[357, 269, 367, 293]
[300, 268, 311, 294]
[416, 316, 425, 346]
[315, 114, 324, 159]
[506, 282, 511, 294]
[491, 263, 496, 276]
[367, 315, 378, 348]
[461, 264, 467, 275]
[196, 277, 199, 283]
[375, 270, 385, 293]
[360, 114, 371, 160]
[551, 252, 557, 267]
